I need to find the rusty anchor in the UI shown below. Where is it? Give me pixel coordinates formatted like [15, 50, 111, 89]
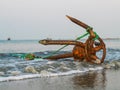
[39, 15, 106, 64]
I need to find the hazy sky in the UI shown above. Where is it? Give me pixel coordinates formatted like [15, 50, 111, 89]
[0, 0, 120, 40]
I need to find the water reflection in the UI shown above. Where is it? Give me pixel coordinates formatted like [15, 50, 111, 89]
[72, 70, 106, 90]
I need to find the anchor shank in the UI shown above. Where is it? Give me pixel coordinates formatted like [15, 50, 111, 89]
[45, 53, 73, 60]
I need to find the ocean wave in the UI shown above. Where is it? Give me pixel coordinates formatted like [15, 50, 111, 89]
[0, 65, 103, 82]
[0, 48, 120, 82]
[1, 60, 120, 82]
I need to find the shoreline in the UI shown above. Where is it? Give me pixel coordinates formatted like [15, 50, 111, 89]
[0, 69, 120, 90]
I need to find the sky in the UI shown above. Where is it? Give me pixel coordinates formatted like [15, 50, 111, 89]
[0, 0, 120, 40]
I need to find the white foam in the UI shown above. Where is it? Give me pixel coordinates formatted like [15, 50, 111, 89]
[0, 66, 103, 82]
[0, 70, 82, 82]
[0, 74, 41, 82]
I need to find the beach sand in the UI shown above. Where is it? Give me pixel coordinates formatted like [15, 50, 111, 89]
[0, 69, 120, 90]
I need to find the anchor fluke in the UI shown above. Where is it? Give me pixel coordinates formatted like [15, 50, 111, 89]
[66, 15, 90, 30]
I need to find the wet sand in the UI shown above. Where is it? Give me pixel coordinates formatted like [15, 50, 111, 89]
[0, 69, 120, 90]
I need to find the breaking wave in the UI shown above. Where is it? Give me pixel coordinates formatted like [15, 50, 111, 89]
[0, 48, 120, 82]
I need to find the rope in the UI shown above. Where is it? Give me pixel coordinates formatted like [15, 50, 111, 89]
[41, 32, 89, 59]
[18, 32, 89, 60]
[41, 30, 99, 59]
[13, 26, 99, 60]
[76, 32, 89, 40]
[86, 26, 99, 40]
[93, 32, 99, 40]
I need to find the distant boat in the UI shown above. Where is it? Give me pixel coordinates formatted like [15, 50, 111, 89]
[7, 37, 11, 41]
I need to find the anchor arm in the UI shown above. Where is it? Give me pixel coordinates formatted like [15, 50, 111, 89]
[39, 39, 85, 47]
[66, 15, 89, 29]
[66, 15, 95, 38]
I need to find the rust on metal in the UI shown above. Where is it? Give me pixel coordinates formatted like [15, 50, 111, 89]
[39, 15, 106, 64]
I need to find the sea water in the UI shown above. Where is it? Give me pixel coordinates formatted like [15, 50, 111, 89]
[0, 39, 120, 82]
